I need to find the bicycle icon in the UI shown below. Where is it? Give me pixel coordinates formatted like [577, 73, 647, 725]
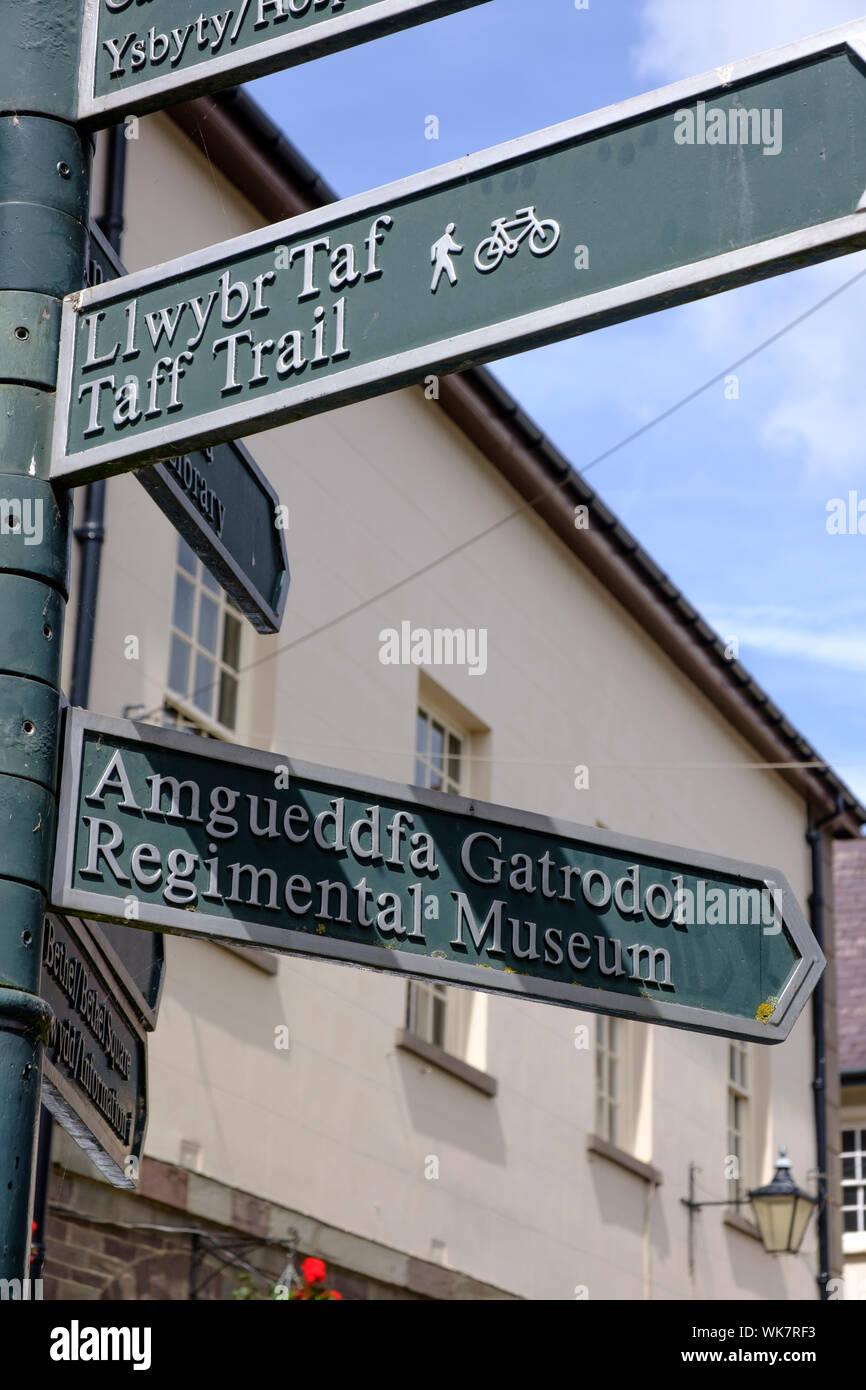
[474, 205, 561, 273]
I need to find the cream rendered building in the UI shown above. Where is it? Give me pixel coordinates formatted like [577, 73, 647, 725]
[43, 90, 861, 1302]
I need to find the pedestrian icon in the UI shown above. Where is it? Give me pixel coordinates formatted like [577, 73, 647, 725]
[431, 222, 463, 292]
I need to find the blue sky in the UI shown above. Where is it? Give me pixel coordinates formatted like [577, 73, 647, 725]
[250, 0, 866, 808]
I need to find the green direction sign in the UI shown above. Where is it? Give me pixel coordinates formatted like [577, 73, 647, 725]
[53, 19, 866, 484]
[40, 912, 148, 1188]
[78, 0, 493, 126]
[136, 439, 289, 632]
[50, 710, 824, 1044]
[88, 224, 289, 633]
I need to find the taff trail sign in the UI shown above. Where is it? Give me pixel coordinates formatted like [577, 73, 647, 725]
[51, 710, 824, 1045]
[79, 0, 493, 126]
[53, 19, 866, 484]
[88, 223, 289, 633]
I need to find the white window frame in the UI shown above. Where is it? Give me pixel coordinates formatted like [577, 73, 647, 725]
[167, 536, 243, 736]
[414, 704, 465, 796]
[161, 605, 275, 974]
[727, 1040, 751, 1203]
[407, 698, 476, 1063]
[406, 979, 471, 1058]
[595, 1014, 626, 1149]
[157, 695, 229, 741]
[842, 1119, 866, 1252]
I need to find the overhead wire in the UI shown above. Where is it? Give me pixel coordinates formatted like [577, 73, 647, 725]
[131, 256, 866, 741]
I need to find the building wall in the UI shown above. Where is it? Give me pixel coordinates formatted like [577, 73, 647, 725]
[44, 1142, 507, 1301]
[58, 111, 824, 1301]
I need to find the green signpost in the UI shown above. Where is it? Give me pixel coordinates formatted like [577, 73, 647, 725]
[89, 223, 289, 633]
[51, 710, 824, 1045]
[137, 439, 289, 631]
[40, 913, 148, 1187]
[52, 20, 866, 484]
[0, 0, 89, 1282]
[0, 0, 847, 1285]
[79, 0, 493, 126]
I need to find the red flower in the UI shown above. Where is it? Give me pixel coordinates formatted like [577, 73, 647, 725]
[329, 1291, 343, 1300]
[301, 1257, 327, 1286]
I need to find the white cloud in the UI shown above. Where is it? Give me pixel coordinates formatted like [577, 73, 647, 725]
[705, 604, 803, 624]
[760, 385, 866, 474]
[628, 3, 866, 477]
[497, 3, 866, 491]
[632, 0, 865, 85]
[733, 256, 866, 476]
[499, 252, 866, 483]
[704, 608, 866, 672]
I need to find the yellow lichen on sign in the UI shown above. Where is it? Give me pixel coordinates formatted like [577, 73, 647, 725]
[755, 1001, 775, 1023]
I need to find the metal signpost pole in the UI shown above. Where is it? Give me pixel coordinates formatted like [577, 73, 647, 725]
[0, 0, 88, 1280]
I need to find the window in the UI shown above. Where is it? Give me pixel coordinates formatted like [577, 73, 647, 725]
[414, 707, 463, 794]
[178, 1139, 203, 1172]
[168, 537, 242, 731]
[590, 1019, 653, 1162]
[842, 1127, 866, 1235]
[407, 702, 475, 1061]
[407, 979, 452, 1053]
[595, 1015, 622, 1146]
[155, 704, 220, 738]
[727, 1040, 750, 1202]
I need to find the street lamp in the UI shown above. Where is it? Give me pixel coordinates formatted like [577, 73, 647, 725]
[747, 1147, 817, 1255]
[682, 1146, 818, 1272]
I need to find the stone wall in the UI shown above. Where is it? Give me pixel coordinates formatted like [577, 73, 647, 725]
[42, 1152, 516, 1301]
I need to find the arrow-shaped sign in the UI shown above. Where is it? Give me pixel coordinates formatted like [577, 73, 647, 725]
[87, 223, 289, 632]
[51, 709, 825, 1044]
[53, 18, 866, 485]
[78, 0, 493, 127]
[40, 912, 149, 1188]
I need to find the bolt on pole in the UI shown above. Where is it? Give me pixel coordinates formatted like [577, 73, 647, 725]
[0, 0, 89, 1280]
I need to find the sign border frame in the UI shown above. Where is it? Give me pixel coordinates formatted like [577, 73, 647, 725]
[54, 18, 866, 483]
[87, 221, 289, 635]
[77, 0, 494, 128]
[40, 911, 149, 1188]
[51, 708, 825, 1044]
[78, 910, 164, 1032]
[134, 436, 290, 634]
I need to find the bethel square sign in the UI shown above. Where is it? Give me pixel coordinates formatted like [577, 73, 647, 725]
[51, 711, 824, 1044]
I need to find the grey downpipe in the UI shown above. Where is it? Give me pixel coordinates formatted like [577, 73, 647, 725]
[806, 795, 844, 1300]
